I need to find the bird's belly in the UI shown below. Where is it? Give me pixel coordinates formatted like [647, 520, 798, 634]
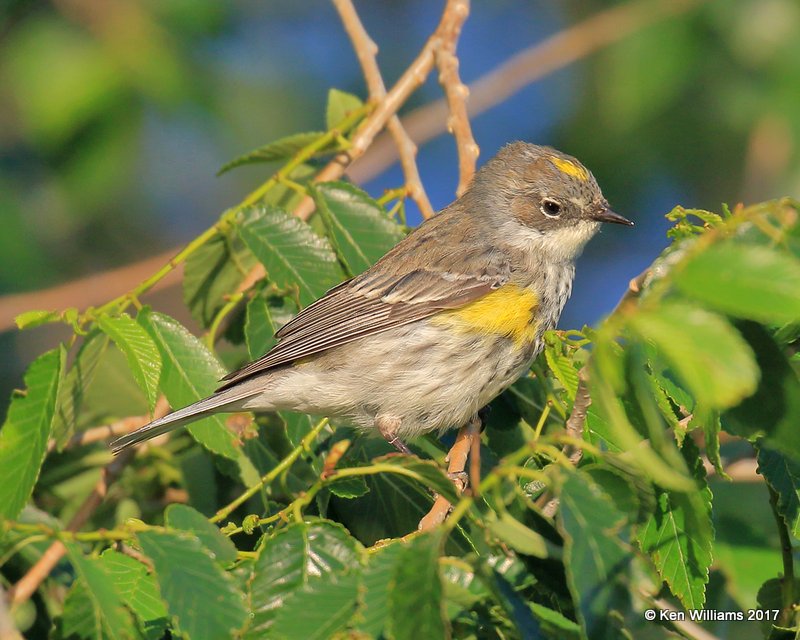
[272, 319, 541, 439]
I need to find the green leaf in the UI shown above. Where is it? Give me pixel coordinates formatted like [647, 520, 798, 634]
[636, 440, 713, 609]
[388, 534, 449, 640]
[99, 550, 168, 639]
[217, 131, 330, 175]
[326, 88, 363, 130]
[757, 444, 800, 538]
[675, 243, 800, 323]
[557, 471, 632, 640]
[312, 181, 405, 276]
[14, 309, 61, 330]
[245, 294, 295, 360]
[628, 303, 758, 409]
[474, 563, 544, 639]
[138, 310, 259, 485]
[357, 543, 403, 637]
[165, 503, 237, 565]
[723, 322, 800, 458]
[52, 330, 110, 447]
[60, 579, 105, 640]
[487, 512, 549, 558]
[137, 530, 247, 639]
[271, 572, 361, 640]
[243, 520, 362, 639]
[183, 231, 257, 328]
[543, 332, 579, 400]
[97, 313, 162, 411]
[529, 602, 581, 640]
[65, 543, 138, 640]
[238, 206, 344, 307]
[0, 346, 64, 520]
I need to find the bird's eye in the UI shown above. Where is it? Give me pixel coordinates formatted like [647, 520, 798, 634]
[541, 199, 562, 218]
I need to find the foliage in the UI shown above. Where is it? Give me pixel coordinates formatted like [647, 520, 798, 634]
[2, 88, 800, 640]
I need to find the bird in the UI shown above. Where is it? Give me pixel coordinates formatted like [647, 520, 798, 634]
[111, 142, 632, 455]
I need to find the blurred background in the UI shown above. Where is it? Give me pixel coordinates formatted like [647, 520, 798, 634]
[1, 0, 799, 406]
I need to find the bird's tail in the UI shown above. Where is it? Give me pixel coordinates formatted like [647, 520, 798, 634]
[110, 386, 254, 454]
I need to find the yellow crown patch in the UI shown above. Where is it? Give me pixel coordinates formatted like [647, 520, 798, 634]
[549, 156, 589, 182]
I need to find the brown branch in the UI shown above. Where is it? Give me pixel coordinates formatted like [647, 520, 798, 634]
[349, 0, 703, 184]
[292, 0, 473, 221]
[332, 0, 435, 218]
[0, 586, 22, 640]
[9, 398, 169, 606]
[46, 409, 164, 453]
[418, 413, 481, 531]
[433, 0, 478, 196]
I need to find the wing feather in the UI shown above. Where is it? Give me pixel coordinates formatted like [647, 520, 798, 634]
[218, 206, 510, 390]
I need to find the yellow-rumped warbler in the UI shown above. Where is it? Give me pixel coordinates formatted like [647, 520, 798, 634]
[111, 142, 632, 454]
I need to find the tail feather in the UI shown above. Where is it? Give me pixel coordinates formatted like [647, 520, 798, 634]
[110, 387, 253, 454]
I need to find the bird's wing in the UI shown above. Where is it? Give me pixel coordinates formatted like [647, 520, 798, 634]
[217, 209, 510, 390]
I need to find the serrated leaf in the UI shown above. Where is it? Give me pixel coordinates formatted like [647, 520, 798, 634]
[328, 474, 369, 498]
[165, 503, 237, 565]
[238, 206, 343, 307]
[52, 330, 110, 447]
[65, 543, 138, 640]
[357, 543, 404, 637]
[326, 88, 363, 130]
[138, 311, 259, 485]
[312, 181, 405, 276]
[271, 572, 360, 640]
[675, 243, 800, 323]
[637, 440, 713, 609]
[218, 131, 329, 175]
[245, 294, 296, 360]
[487, 512, 549, 558]
[99, 550, 168, 639]
[389, 534, 449, 640]
[757, 444, 800, 538]
[183, 232, 257, 328]
[557, 471, 632, 640]
[543, 333, 579, 400]
[137, 530, 247, 640]
[0, 346, 64, 520]
[97, 313, 161, 411]
[243, 520, 362, 639]
[628, 303, 758, 409]
[60, 579, 105, 640]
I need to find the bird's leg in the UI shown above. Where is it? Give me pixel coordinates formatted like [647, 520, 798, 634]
[418, 410, 484, 531]
[376, 415, 412, 455]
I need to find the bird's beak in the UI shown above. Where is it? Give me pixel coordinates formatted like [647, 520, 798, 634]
[589, 203, 634, 226]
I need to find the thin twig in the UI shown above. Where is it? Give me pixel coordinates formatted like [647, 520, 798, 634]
[292, 0, 473, 221]
[418, 413, 481, 531]
[433, 0, 478, 196]
[332, 0, 435, 218]
[47, 409, 163, 453]
[350, 0, 703, 184]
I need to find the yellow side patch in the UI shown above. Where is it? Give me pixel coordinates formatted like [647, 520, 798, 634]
[431, 285, 539, 346]
[549, 156, 589, 181]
